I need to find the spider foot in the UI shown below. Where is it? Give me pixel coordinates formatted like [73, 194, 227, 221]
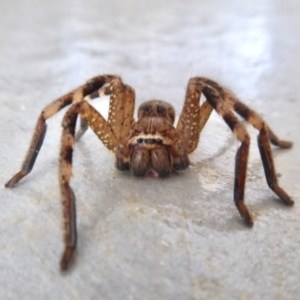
[5, 171, 25, 188]
[273, 185, 294, 206]
[267, 126, 293, 148]
[236, 202, 254, 227]
[60, 245, 75, 272]
[243, 217, 254, 228]
[274, 140, 293, 149]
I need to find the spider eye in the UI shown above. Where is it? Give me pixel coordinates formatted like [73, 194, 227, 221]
[156, 139, 162, 144]
[137, 138, 143, 143]
[145, 139, 155, 144]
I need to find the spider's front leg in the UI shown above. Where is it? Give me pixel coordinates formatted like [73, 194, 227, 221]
[59, 78, 135, 271]
[59, 101, 117, 271]
[179, 77, 293, 226]
[5, 74, 117, 187]
[177, 81, 214, 153]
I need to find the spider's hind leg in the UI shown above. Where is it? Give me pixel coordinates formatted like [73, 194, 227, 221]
[59, 77, 135, 271]
[5, 75, 117, 188]
[215, 110, 253, 226]
[191, 76, 293, 225]
[5, 115, 47, 188]
[59, 100, 120, 271]
[181, 77, 254, 225]
[232, 99, 294, 206]
[231, 98, 292, 149]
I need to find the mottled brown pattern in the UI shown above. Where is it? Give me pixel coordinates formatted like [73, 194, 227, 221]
[5, 75, 293, 271]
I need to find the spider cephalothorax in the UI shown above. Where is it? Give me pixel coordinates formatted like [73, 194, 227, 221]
[116, 100, 189, 177]
[5, 75, 293, 271]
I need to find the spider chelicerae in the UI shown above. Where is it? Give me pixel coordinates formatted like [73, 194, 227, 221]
[5, 75, 294, 271]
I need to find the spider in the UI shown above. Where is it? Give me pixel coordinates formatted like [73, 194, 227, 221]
[5, 75, 293, 271]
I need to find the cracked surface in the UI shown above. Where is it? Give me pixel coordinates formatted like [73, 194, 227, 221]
[1, 0, 300, 299]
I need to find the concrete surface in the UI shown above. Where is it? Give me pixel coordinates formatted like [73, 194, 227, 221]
[0, 0, 300, 299]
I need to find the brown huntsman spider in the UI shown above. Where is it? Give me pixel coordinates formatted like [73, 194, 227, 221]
[5, 75, 294, 271]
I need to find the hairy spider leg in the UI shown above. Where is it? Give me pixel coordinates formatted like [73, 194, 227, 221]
[59, 79, 135, 271]
[189, 77, 253, 225]
[5, 75, 117, 188]
[75, 77, 136, 171]
[224, 92, 293, 149]
[59, 101, 114, 271]
[177, 81, 214, 153]
[230, 97, 294, 206]
[76, 77, 135, 142]
[186, 77, 293, 226]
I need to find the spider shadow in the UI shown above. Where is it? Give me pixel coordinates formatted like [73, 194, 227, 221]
[79, 163, 251, 234]
[8, 132, 293, 271]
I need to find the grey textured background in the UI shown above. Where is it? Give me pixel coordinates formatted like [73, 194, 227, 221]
[1, 0, 300, 299]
